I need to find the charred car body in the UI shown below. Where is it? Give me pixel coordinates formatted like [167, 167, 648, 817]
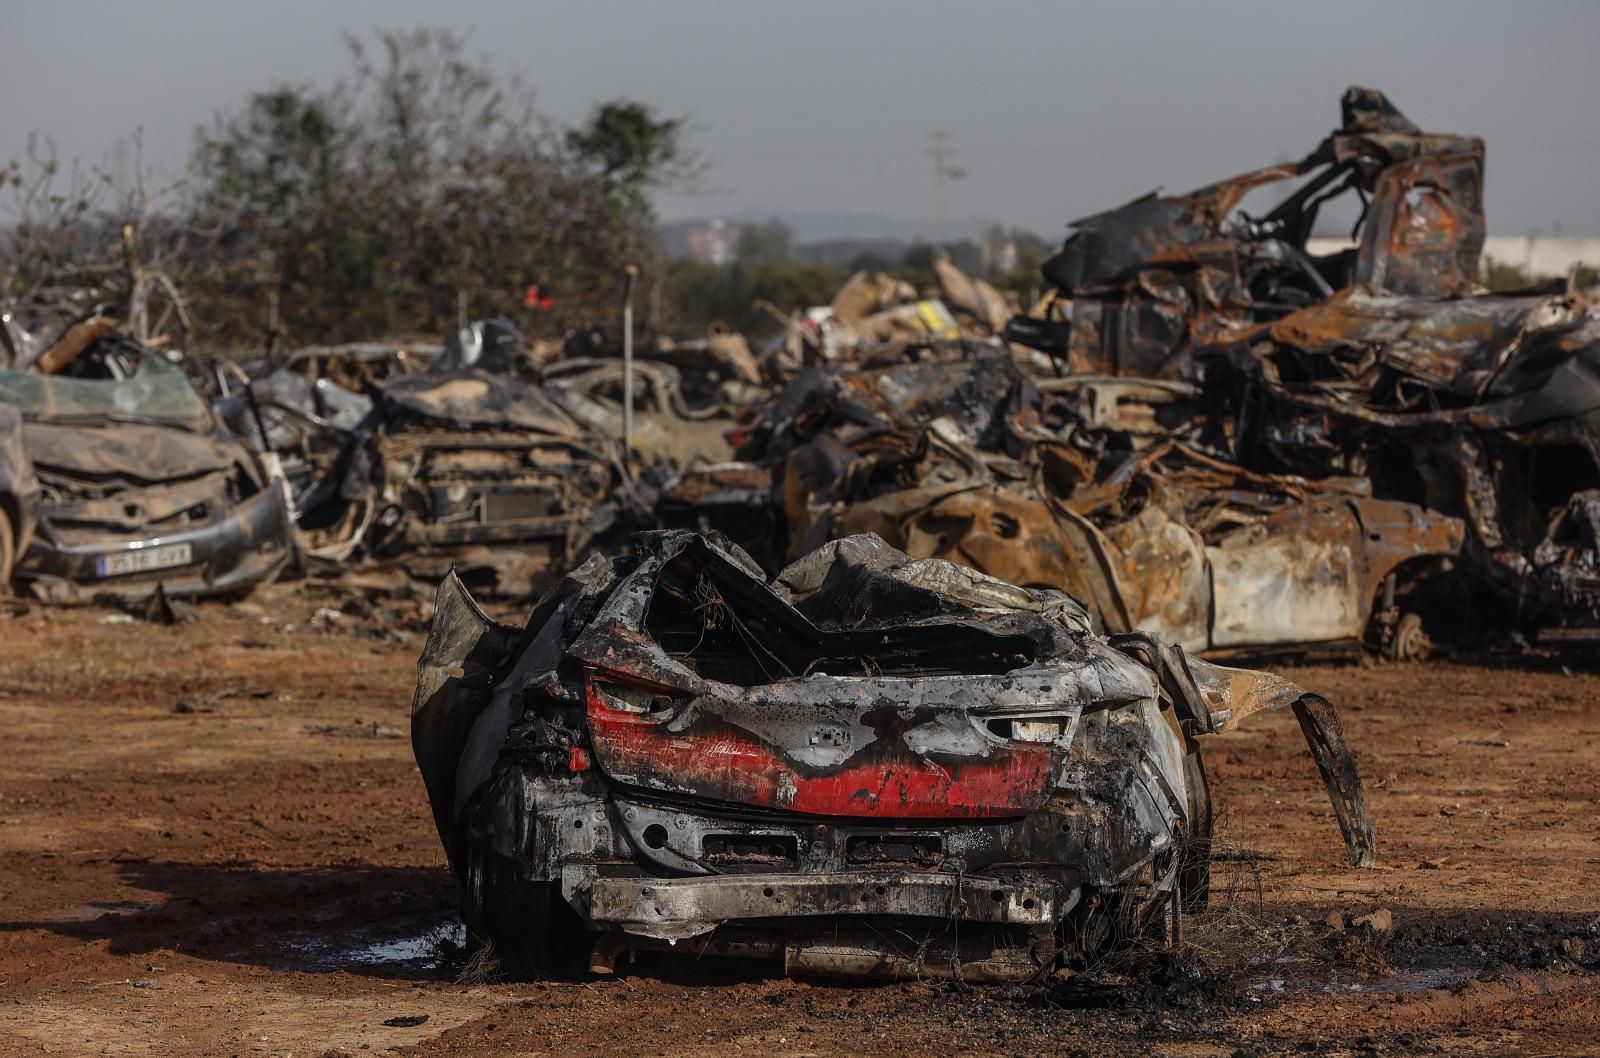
[214, 360, 376, 522]
[544, 357, 740, 468]
[748, 352, 1463, 660]
[212, 337, 437, 507]
[1200, 289, 1600, 644]
[1003, 86, 1600, 642]
[0, 333, 293, 602]
[1005, 87, 1484, 378]
[289, 323, 642, 596]
[414, 530, 1372, 980]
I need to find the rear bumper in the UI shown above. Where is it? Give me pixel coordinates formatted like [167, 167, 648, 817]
[578, 869, 1069, 941]
[16, 483, 294, 602]
[577, 869, 1078, 982]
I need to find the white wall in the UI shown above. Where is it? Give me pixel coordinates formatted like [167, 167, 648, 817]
[1305, 235, 1600, 280]
[1478, 236, 1600, 279]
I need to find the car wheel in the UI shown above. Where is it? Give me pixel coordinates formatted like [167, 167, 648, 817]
[463, 849, 590, 978]
[0, 505, 13, 593]
[1389, 612, 1431, 662]
[1177, 747, 1213, 914]
[1066, 856, 1179, 964]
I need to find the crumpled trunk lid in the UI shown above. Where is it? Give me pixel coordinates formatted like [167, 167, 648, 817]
[582, 669, 1084, 820]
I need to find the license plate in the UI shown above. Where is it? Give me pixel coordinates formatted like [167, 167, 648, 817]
[97, 543, 194, 578]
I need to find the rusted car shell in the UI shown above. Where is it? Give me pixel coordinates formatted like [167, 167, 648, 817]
[1204, 291, 1600, 634]
[838, 477, 1463, 656]
[763, 352, 1465, 657]
[1016, 88, 1486, 379]
[294, 366, 634, 597]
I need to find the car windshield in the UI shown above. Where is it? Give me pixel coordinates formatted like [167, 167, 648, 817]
[0, 357, 212, 431]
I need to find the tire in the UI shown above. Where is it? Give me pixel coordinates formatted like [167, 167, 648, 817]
[1065, 750, 1211, 963]
[463, 849, 590, 978]
[1177, 747, 1213, 914]
[0, 505, 13, 595]
[1389, 612, 1431, 662]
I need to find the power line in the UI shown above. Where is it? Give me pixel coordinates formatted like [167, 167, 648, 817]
[926, 130, 968, 249]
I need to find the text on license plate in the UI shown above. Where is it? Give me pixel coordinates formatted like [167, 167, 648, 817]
[97, 543, 194, 578]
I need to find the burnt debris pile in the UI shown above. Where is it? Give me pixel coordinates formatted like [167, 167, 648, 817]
[2, 86, 1597, 988]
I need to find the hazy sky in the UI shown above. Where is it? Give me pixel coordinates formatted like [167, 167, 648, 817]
[3, 1, 1598, 241]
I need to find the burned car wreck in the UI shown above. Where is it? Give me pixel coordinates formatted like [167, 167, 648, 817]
[210, 337, 434, 508]
[748, 352, 1464, 660]
[1005, 86, 1485, 377]
[996, 85, 1600, 646]
[414, 530, 1372, 980]
[0, 327, 294, 603]
[1198, 288, 1600, 644]
[283, 322, 645, 597]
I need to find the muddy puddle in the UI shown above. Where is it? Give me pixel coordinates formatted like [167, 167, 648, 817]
[1238, 916, 1598, 1001]
[1247, 958, 1473, 998]
[274, 912, 465, 976]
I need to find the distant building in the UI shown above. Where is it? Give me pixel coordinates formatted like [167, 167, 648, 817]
[685, 219, 735, 266]
[980, 236, 1018, 276]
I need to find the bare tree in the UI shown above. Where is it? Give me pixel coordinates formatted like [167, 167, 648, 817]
[1, 132, 191, 358]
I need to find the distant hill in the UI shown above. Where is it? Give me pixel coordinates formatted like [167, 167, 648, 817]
[790, 238, 912, 267]
[661, 208, 1003, 250]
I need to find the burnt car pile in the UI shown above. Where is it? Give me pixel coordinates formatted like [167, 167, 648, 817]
[765, 257, 1018, 372]
[993, 87, 1600, 648]
[619, 91, 1570, 660]
[219, 319, 655, 599]
[414, 530, 1371, 980]
[730, 350, 1464, 661]
[11, 82, 1596, 991]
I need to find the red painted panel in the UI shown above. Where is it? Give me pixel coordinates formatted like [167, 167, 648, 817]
[583, 677, 1058, 819]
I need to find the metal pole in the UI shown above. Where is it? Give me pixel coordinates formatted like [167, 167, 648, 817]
[267, 287, 280, 356]
[622, 264, 639, 462]
[929, 130, 949, 251]
[926, 130, 966, 255]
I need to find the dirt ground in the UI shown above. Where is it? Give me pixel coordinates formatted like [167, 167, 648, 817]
[2, 587, 1598, 1058]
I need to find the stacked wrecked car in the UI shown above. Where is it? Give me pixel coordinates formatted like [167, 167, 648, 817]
[612, 89, 1564, 661]
[996, 86, 1599, 648]
[230, 320, 646, 598]
[731, 349, 1463, 660]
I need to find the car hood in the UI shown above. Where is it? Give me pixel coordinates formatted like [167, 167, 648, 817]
[376, 370, 586, 437]
[23, 421, 244, 482]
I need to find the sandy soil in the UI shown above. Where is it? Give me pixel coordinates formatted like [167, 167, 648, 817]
[1, 589, 1597, 1057]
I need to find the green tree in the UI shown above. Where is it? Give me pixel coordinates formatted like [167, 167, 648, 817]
[186, 28, 674, 344]
[567, 100, 702, 218]
[664, 257, 842, 340]
[191, 85, 357, 338]
[734, 220, 793, 265]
